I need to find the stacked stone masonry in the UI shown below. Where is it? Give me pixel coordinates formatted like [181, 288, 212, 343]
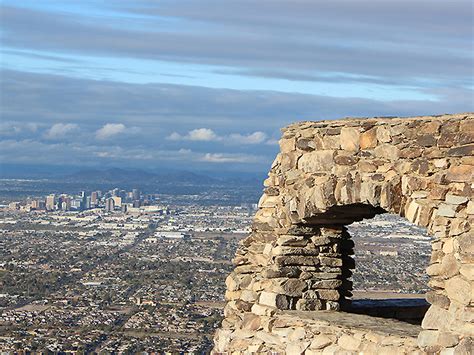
[213, 113, 473, 354]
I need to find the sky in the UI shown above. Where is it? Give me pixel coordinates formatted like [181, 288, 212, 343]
[0, 0, 473, 174]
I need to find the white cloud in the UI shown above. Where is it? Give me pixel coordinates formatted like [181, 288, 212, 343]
[44, 123, 78, 139]
[200, 153, 259, 163]
[189, 128, 219, 141]
[168, 128, 269, 144]
[229, 131, 267, 144]
[168, 128, 220, 141]
[95, 123, 126, 140]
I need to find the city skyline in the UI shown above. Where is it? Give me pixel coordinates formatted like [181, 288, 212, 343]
[1, 1, 473, 173]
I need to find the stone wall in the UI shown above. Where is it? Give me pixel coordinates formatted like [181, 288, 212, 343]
[213, 113, 473, 353]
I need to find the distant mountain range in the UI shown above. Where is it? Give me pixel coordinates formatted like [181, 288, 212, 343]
[0, 164, 265, 187]
[64, 168, 222, 185]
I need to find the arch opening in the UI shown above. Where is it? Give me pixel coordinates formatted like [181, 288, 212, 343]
[346, 212, 432, 324]
[288, 203, 432, 324]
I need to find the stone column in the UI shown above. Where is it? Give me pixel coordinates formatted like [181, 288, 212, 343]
[224, 224, 354, 316]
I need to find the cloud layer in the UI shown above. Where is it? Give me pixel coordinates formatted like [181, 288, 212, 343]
[0, 1, 472, 173]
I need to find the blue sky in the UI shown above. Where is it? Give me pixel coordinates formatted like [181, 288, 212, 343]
[1, 0, 473, 173]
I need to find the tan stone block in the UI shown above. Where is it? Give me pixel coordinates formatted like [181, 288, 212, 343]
[298, 150, 335, 173]
[460, 264, 474, 280]
[271, 326, 293, 338]
[322, 135, 341, 149]
[456, 233, 474, 255]
[405, 200, 420, 223]
[422, 305, 453, 330]
[440, 254, 459, 278]
[426, 263, 442, 276]
[358, 161, 377, 172]
[450, 219, 470, 236]
[340, 127, 360, 152]
[434, 158, 449, 168]
[251, 304, 277, 317]
[423, 120, 442, 134]
[225, 273, 241, 291]
[446, 165, 474, 183]
[400, 146, 424, 159]
[312, 279, 343, 289]
[281, 278, 308, 297]
[279, 137, 296, 153]
[376, 126, 392, 143]
[417, 330, 442, 352]
[445, 193, 469, 205]
[240, 289, 258, 302]
[360, 128, 378, 149]
[338, 334, 361, 351]
[289, 327, 306, 341]
[461, 156, 474, 165]
[281, 152, 300, 172]
[426, 291, 451, 309]
[258, 194, 280, 209]
[445, 276, 471, 305]
[319, 256, 343, 267]
[225, 290, 242, 301]
[254, 330, 283, 345]
[437, 332, 459, 348]
[286, 341, 311, 354]
[459, 119, 474, 132]
[374, 144, 400, 160]
[277, 235, 309, 247]
[437, 203, 457, 217]
[310, 335, 335, 349]
[443, 238, 455, 254]
[429, 186, 449, 200]
[317, 289, 340, 301]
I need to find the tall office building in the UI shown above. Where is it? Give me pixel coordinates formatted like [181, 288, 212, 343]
[132, 189, 140, 201]
[105, 198, 115, 212]
[91, 191, 98, 207]
[80, 191, 87, 210]
[45, 194, 55, 211]
[85, 196, 91, 209]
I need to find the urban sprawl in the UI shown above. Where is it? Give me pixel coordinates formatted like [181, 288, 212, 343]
[1, 186, 431, 352]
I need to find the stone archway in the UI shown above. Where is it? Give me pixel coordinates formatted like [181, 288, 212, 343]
[214, 114, 473, 353]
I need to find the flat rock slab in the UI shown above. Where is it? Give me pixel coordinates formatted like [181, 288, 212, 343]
[279, 309, 422, 338]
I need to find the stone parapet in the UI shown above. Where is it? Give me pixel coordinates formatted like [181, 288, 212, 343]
[214, 113, 473, 353]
